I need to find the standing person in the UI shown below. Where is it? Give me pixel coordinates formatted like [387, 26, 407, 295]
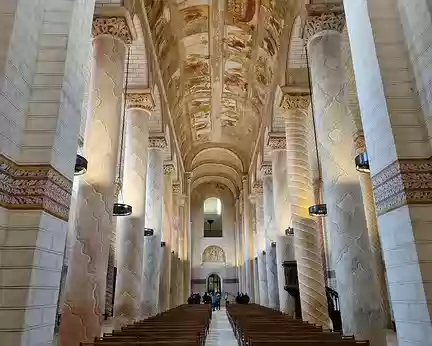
[216, 291, 221, 310]
[211, 292, 216, 311]
[224, 292, 229, 305]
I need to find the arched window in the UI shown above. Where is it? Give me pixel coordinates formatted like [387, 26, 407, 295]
[203, 197, 222, 237]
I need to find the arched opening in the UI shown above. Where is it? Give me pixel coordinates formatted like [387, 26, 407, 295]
[203, 197, 222, 237]
[207, 274, 221, 294]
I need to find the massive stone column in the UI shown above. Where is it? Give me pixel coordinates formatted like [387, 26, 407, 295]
[141, 135, 166, 317]
[113, 91, 154, 328]
[60, 15, 132, 346]
[306, 6, 386, 344]
[234, 197, 243, 292]
[170, 182, 181, 308]
[184, 172, 192, 298]
[159, 163, 174, 312]
[281, 91, 329, 327]
[261, 164, 280, 310]
[252, 182, 269, 307]
[177, 197, 186, 305]
[267, 134, 295, 315]
[242, 176, 253, 298]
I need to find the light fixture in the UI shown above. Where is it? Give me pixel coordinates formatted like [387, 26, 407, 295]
[285, 227, 294, 236]
[112, 203, 132, 216]
[304, 37, 328, 218]
[355, 152, 370, 173]
[271, 242, 276, 247]
[74, 154, 88, 176]
[161, 241, 166, 247]
[144, 228, 154, 237]
[309, 204, 328, 217]
[113, 47, 132, 217]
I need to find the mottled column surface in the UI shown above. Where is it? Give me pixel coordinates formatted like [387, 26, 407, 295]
[242, 176, 253, 298]
[170, 182, 182, 308]
[60, 16, 132, 346]
[178, 202, 186, 304]
[281, 91, 329, 327]
[159, 163, 174, 312]
[141, 136, 166, 318]
[268, 134, 295, 315]
[262, 165, 280, 310]
[184, 172, 192, 298]
[113, 92, 154, 328]
[306, 6, 386, 345]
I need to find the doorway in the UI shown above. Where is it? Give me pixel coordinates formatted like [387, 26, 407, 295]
[207, 273, 221, 293]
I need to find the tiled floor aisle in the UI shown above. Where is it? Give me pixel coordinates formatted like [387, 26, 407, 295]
[205, 308, 238, 346]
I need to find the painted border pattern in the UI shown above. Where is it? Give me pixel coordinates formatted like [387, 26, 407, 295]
[372, 158, 432, 215]
[0, 155, 73, 220]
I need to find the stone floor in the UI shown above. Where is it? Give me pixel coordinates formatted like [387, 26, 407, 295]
[205, 308, 238, 346]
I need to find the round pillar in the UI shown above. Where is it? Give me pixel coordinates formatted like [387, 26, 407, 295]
[242, 176, 253, 297]
[59, 16, 132, 346]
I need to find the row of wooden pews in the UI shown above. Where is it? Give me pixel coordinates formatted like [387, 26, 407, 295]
[80, 304, 212, 346]
[227, 304, 370, 346]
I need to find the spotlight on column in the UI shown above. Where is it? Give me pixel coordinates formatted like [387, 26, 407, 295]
[144, 228, 154, 237]
[74, 155, 88, 176]
[112, 203, 132, 216]
[309, 204, 327, 217]
[355, 151, 370, 173]
[285, 227, 294, 236]
[161, 242, 166, 247]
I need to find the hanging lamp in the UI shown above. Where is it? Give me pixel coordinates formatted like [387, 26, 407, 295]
[355, 151, 370, 173]
[74, 154, 88, 176]
[304, 37, 328, 217]
[113, 48, 132, 217]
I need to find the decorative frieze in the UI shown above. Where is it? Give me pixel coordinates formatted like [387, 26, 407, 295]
[305, 4, 345, 42]
[148, 136, 167, 150]
[0, 155, 72, 221]
[267, 133, 286, 150]
[126, 91, 155, 112]
[92, 16, 133, 44]
[372, 159, 432, 215]
[163, 163, 175, 176]
[280, 92, 310, 111]
[260, 164, 272, 177]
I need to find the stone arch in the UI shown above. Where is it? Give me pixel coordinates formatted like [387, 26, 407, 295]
[202, 245, 226, 263]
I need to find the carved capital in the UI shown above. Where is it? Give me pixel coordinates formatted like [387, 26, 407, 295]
[241, 175, 248, 184]
[172, 182, 181, 194]
[164, 163, 175, 176]
[185, 172, 192, 182]
[92, 16, 133, 44]
[281, 92, 310, 112]
[126, 91, 155, 112]
[148, 136, 167, 150]
[252, 181, 263, 195]
[267, 133, 286, 150]
[305, 5, 345, 42]
[260, 164, 272, 177]
[354, 133, 367, 156]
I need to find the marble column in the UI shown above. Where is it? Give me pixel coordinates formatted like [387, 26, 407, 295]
[252, 182, 269, 307]
[159, 163, 175, 312]
[184, 172, 192, 297]
[268, 134, 295, 315]
[281, 91, 329, 327]
[234, 197, 243, 292]
[242, 176, 253, 298]
[113, 91, 154, 328]
[261, 164, 280, 310]
[306, 7, 386, 344]
[59, 16, 132, 346]
[178, 201, 186, 304]
[141, 135, 166, 318]
[170, 182, 181, 308]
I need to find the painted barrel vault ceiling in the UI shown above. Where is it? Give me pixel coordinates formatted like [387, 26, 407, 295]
[145, 0, 290, 176]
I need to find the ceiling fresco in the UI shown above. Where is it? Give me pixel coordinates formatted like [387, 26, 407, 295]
[145, 0, 288, 168]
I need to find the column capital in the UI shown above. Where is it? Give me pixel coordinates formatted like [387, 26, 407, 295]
[252, 181, 263, 195]
[241, 175, 249, 184]
[126, 90, 155, 112]
[305, 4, 345, 42]
[280, 91, 311, 112]
[172, 182, 181, 195]
[185, 172, 192, 181]
[354, 132, 366, 156]
[148, 135, 167, 150]
[163, 163, 175, 176]
[92, 16, 133, 45]
[267, 133, 286, 151]
[260, 164, 272, 177]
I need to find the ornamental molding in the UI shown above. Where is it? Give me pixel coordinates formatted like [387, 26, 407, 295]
[92, 16, 133, 44]
[280, 92, 310, 112]
[0, 155, 73, 221]
[372, 158, 432, 215]
[126, 91, 155, 112]
[148, 136, 167, 150]
[260, 164, 272, 177]
[172, 182, 181, 194]
[163, 163, 175, 176]
[305, 5, 345, 42]
[202, 245, 226, 263]
[252, 181, 263, 195]
[267, 133, 286, 150]
[354, 133, 366, 156]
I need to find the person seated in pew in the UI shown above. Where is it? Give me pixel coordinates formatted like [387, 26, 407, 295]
[235, 292, 241, 304]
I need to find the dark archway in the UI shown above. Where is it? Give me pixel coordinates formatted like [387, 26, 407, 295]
[207, 274, 221, 293]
